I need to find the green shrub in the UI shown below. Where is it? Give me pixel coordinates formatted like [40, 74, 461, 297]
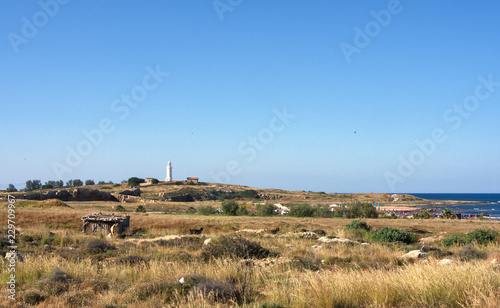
[197, 205, 217, 215]
[128, 177, 145, 187]
[372, 227, 417, 244]
[345, 220, 372, 232]
[114, 205, 126, 212]
[236, 207, 249, 216]
[256, 204, 276, 216]
[442, 208, 454, 219]
[313, 207, 334, 218]
[466, 228, 499, 245]
[240, 189, 259, 199]
[414, 210, 431, 219]
[135, 205, 146, 213]
[150, 178, 159, 185]
[222, 200, 239, 216]
[442, 233, 469, 247]
[341, 203, 378, 219]
[288, 204, 315, 217]
[201, 236, 270, 261]
[442, 229, 498, 247]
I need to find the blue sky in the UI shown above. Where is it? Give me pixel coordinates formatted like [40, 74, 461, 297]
[1, 0, 499, 193]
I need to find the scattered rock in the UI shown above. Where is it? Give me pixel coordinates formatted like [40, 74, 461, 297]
[400, 250, 427, 260]
[236, 229, 265, 234]
[317, 237, 359, 244]
[437, 259, 455, 265]
[204, 238, 212, 246]
[312, 245, 323, 249]
[490, 259, 500, 266]
[301, 232, 318, 239]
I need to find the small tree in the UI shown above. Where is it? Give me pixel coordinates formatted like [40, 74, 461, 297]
[256, 204, 276, 216]
[151, 178, 159, 185]
[6, 184, 17, 192]
[41, 184, 53, 189]
[442, 209, 454, 219]
[289, 204, 315, 217]
[72, 179, 83, 186]
[128, 177, 145, 188]
[221, 200, 239, 216]
[97, 181, 106, 185]
[85, 180, 95, 186]
[197, 205, 217, 215]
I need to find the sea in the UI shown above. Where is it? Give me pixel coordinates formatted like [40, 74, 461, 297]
[410, 193, 500, 219]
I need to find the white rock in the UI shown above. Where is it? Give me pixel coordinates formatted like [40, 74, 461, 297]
[400, 250, 427, 259]
[203, 238, 212, 246]
[437, 259, 454, 265]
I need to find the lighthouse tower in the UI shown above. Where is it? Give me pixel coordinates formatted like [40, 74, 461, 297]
[166, 161, 172, 182]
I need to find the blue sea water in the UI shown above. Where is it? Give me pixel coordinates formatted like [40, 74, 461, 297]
[410, 193, 500, 219]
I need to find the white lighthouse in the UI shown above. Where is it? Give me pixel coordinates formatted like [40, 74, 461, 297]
[166, 161, 172, 182]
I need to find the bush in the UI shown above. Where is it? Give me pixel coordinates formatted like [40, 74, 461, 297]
[256, 204, 276, 216]
[442, 233, 469, 247]
[114, 205, 126, 212]
[466, 229, 499, 245]
[313, 207, 334, 218]
[22, 291, 45, 305]
[240, 190, 259, 199]
[128, 177, 145, 187]
[414, 210, 431, 219]
[236, 207, 249, 216]
[115, 255, 148, 265]
[151, 178, 159, 184]
[222, 200, 239, 216]
[345, 203, 379, 219]
[456, 245, 487, 261]
[201, 236, 270, 261]
[197, 205, 217, 215]
[442, 208, 454, 219]
[85, 180, 95, 186]
[288, 204, 315, 217]
[442, 229, 499, 247]
[135, 205, 146, 213]
[345, 220, 372, 232]
[84, 240, 116, 254]
[372, 227, 417, 244]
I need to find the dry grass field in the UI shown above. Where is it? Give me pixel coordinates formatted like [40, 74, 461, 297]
[1, 187, 499, 307]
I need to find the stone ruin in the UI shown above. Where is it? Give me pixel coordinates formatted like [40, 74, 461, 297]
[81, 213, 130, 237]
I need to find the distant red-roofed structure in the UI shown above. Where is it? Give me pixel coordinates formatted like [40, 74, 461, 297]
[187, 177, 199, 184]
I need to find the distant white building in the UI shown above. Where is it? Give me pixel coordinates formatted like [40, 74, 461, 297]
[274, 203, 290, 215]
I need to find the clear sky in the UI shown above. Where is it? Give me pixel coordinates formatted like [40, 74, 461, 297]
[1, 0, 499, 193]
